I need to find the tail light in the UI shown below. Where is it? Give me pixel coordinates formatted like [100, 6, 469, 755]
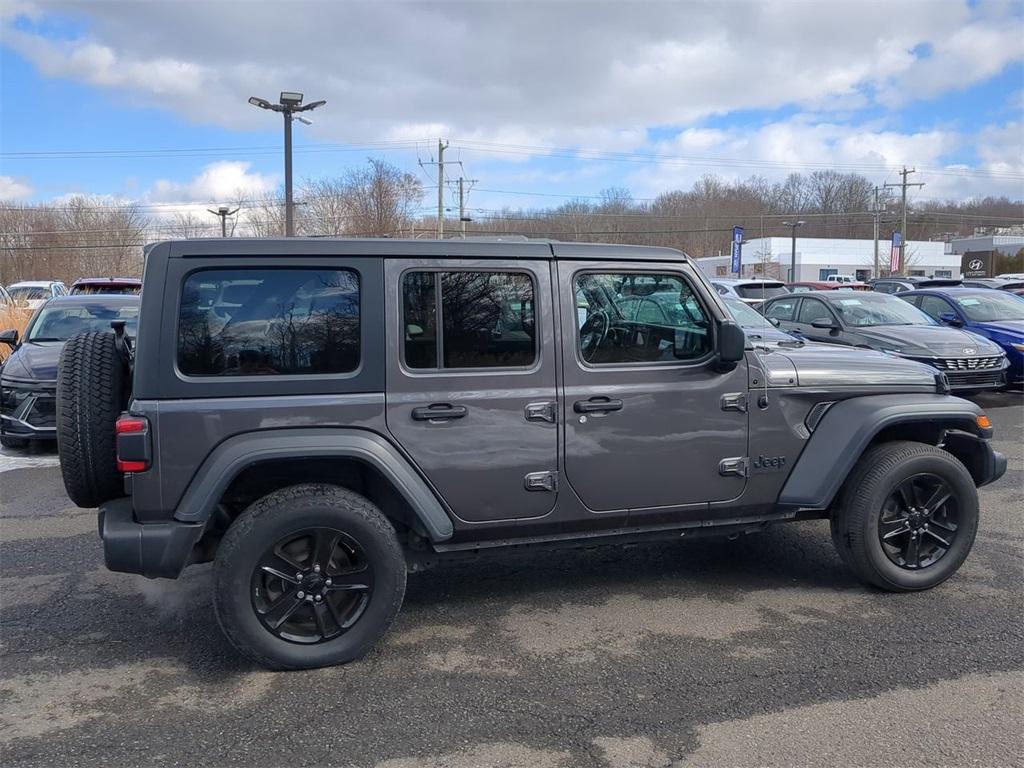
[115, 414, 150, 473]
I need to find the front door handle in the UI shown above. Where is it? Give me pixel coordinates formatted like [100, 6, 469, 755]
[573, 397, 623, 414]
[412, 404, 468, 421]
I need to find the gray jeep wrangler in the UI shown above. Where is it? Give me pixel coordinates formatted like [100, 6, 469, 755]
[55, 238, 1007, 670]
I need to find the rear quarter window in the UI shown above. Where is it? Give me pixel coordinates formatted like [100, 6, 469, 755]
[177, 268, 360, 376]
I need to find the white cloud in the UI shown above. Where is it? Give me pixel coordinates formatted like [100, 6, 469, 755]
[0, 176, 33, 201]
[146, 161, 277, 204]
[4, 0, 1021, 147]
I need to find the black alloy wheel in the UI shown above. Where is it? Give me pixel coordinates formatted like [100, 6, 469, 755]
[252, 527, 374, 644]
[877, 473, 960, 570]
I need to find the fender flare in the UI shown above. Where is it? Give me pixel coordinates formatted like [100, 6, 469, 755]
[778, 394, 985, 509]
[171, 428, 454, 541]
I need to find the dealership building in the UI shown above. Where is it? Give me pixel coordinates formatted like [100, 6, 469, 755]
[695, 237, 959, 282]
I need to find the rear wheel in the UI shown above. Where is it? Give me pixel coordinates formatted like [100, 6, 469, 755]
[831, 441, 978, 592]
[56, 332, 126, 508]
[213, 484, 406, 670]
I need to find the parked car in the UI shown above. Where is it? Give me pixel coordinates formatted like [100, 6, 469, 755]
[723, 297, 802, 344]
[761, 290, 1009, 393]
[789, 281, 870, 292]
[6, 280, 68, 309]
[824, 274, 857, 284]
[710, 278, 789, 305]
[960, 278, 1024, 296]
[899, 288, 1024, 389]
[54, 238, 1005, 670]
[996, 273, 1024, 280]
[0, 284, 13, 308]
[870, 277, 962, 294]
[69, 277, 143, 295]
[0, 294, 139, 447]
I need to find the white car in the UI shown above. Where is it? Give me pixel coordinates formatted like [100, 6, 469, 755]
[6, 280, 68, 310]
[825, 274, 857, 284]
[710, 278, 790, 305]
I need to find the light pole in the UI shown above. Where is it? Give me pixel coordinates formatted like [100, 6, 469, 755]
[207, 205, 240, 237]
[248, 92, 326, 236]
[781, 220, 805, 282]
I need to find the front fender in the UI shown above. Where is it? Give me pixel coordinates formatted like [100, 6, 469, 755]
[778, 394, 987, 509]
[171, 428, 454, 541]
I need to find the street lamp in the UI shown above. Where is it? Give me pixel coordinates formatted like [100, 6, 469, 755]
[781, 220, 805, 282]
[207, 205, 240, 238]
[248, 91, 327, 236]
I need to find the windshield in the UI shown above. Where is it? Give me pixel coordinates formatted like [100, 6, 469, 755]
[724, 298, 769, 327]
[829, 294, 935, 327]
[735, 284, 789, 300]
[27, 304, 139, 342]
[954, 292, 1024, 322]
[9, 286, 49, 301]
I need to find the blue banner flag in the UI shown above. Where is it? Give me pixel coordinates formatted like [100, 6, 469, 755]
[731, 226, 744, 274]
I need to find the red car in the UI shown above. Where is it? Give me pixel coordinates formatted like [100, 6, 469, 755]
[68, 277, 142, 295]
[788, 280, 871, 292]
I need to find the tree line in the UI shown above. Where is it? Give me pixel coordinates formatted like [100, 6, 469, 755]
[1, 161, 1020, 285]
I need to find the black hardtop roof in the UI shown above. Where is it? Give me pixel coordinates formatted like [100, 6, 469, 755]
[150, 237, 689, 263]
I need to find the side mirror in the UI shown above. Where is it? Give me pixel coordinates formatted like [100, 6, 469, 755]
[0, 329, 17, 348]
[811, 318, 837, 330]
[938, 312, 963, 327]
[716, 321, 746, 370]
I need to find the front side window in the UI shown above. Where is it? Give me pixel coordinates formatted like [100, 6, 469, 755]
[178, 269, 360, 376]
[917, 295, 954, 321]
[765, 298, 798, 321]
[797, 299, 834, 325]
[403, 271, 536, 369]
[574, 272, 711, 365]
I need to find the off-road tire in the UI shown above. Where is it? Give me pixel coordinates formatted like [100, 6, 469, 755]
[213, 484, 407, 671]
[56, 332, 125, 508]
[831, 441, 978, 592]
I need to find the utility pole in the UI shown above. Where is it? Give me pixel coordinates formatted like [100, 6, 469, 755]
[436, 139, 449, 239]
[456, 177, 479, 238]
[781, 220, 805, 282]
[207, 205, 240, 237]
[885, 167, 924, 276]
[871, 187, 881, 278]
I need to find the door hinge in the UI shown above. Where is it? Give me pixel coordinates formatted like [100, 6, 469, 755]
[721, 392, 747, 412]
[524, 401, 556, 424]
[718, 457, 749, 478]
[524, 470, 558, 492]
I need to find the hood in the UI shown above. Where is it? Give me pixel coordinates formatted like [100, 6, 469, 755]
[855, 325, 1003, 356]
[0, 341, 62, 382]
[970, 319, 1024, 339]
[752, 342, 938, 389]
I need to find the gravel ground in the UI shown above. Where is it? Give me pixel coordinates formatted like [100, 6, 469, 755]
[1, 392, 1021, 767]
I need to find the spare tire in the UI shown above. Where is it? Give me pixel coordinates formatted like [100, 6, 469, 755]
[57, 332, 127, 508]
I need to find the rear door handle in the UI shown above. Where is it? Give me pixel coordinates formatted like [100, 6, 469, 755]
[573, 397, 623, 414]
[411, 404, 468, 421]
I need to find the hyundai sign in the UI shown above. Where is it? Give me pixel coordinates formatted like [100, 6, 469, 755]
[731, 226, 744, 274]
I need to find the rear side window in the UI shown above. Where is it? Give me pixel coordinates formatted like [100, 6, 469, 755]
[402, 271, 536, 369]
[735, 284, 789, 300]
[177, 269, 360, 376]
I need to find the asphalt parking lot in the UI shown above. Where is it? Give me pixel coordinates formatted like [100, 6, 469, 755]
[0, 392, 1021, 767]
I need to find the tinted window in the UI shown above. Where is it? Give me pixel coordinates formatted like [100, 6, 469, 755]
[917, 295, 953, 321]
[797, 299, 833, 324]
[735, 284, 788, 300]
[178, 269, 360, 376]
[574, 272, 711, 364]
[765, 298, 798, 322]
[402, 271, 536, 369]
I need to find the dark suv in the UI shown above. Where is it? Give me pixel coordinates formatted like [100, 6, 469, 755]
[55, 239, 1006, 670]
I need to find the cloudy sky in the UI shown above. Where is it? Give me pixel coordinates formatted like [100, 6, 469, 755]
[1, 0, 1022, 219]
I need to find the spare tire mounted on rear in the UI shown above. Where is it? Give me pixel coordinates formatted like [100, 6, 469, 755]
[56, 331, 129, 508]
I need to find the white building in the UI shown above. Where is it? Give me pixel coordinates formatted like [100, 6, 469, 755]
[695, 237, 960, 282]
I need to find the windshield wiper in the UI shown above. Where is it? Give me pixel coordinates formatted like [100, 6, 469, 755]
[27, 337, 63, 342]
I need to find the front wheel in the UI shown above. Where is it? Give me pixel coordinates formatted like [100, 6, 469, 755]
[831, 441, 979, 592]
[213, 484, 407, 670]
